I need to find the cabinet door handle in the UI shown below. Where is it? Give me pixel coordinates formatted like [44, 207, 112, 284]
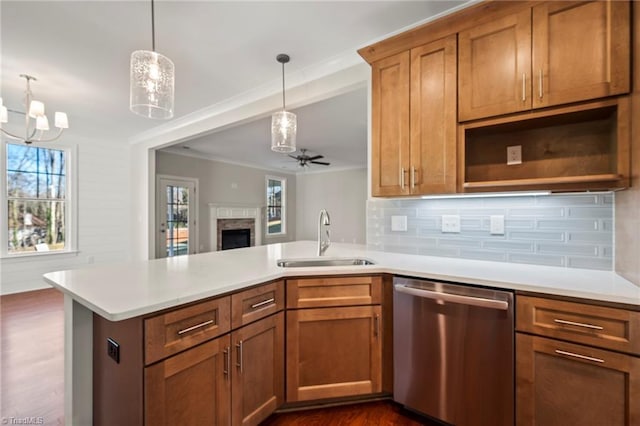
[223, 346, 230, 378]
[373, 314, 380, 338]
[251, 298, 275, 309]
[522, 73, 527, 102]
[553, 318, 604, 330]
[555, 349, 604, 364]
[410, 167, 416, 189]
[236, 340, 243, 374]
[400, 167, 406, 189]
[177, 319, 214, 335]
[538, 68, 543, 99]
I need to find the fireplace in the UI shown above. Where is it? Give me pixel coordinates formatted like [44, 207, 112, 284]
[221, 228, 251, 250]
[209, 204, 262, 252]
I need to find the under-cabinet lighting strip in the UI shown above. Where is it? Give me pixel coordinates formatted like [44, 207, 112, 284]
[418, 190, 616, 200]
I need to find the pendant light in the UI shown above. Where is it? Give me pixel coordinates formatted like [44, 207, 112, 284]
[130, 0, 175, 119]
[271, 54, 297, 153]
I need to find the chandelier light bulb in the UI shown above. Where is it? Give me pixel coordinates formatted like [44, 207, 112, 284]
[36, 115, 49, 131]
[54, 112, 69, 129]
[29, 100, 45, 118]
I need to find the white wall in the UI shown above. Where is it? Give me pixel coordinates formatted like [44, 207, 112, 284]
[296, 168, 367, 244]
[155, 151, 297, 252]
[0, 137, 132, 295]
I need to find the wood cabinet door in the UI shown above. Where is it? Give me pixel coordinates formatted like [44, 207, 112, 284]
[371, 51, 410, 196]
[458, 9, 532, 121]
[516, 333, 640, 426]
[145, 334, 231, 426]
[286, 305, 382, 402]
[231, 312, 284, 426]
[532, 1, 630, 109]
[409, 35, 457, 194]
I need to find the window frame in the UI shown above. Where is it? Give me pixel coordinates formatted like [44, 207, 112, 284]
[265, 175, 286, 237]
[1, 140, 78, 258]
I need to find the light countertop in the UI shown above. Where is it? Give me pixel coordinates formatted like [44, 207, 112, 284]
[44, 241, 640, 321]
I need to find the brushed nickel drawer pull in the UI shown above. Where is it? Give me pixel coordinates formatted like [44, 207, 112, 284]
[236, 340, 244, 374]
[251, 298, 275, 309]
[555, 349, 604, 364]
[177, 319, 214, 335]
[223, 346, 230, 377]
[553, 319, 603, 330]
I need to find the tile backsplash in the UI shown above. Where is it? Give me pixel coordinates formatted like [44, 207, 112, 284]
[366, 193, 614, 270]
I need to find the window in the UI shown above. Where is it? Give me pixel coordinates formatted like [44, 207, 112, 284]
[266, 176, 286, 236]
[3, 142, 74, 255]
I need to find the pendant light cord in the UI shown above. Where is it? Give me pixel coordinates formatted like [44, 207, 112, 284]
[151, 0, 156, 51]
[281, 61, 286, 110]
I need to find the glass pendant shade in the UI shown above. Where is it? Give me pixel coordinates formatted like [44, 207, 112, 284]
[271, 110, 297, 153]
[130, 50, 175, 119]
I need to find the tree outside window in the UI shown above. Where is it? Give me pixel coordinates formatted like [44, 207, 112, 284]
[6, 143, 68, 254]
[266, 177, 286, 235]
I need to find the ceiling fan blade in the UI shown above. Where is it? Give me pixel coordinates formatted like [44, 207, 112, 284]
[288, 154, 299, 160]
[311, 161, 330, 166]
[307, 155, 323, 161]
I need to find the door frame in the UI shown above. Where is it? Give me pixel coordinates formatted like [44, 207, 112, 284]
[155, 174, 199, 258]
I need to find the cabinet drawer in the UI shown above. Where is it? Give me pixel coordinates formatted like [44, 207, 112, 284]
[286, 276, 382, 308]
[516, 295, 640, 355]
[145, 296, 231, 365]
[231, 280, 284, 329]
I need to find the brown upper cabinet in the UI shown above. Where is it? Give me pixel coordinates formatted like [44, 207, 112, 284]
[371, 35, 457, 196]
[459, 1, 630, 122]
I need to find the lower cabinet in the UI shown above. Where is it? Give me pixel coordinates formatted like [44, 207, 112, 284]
[145, 335, 231, 426]
[144, 311, 284, 426]
[286, 305, 382, 402]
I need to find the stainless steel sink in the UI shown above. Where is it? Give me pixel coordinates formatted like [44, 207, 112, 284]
[277, 258, 376, 267]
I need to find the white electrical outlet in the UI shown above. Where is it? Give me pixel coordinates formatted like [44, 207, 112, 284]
[490, 215, 505, 235]
[441, 215, 460, 233]
[391, 215, 408, 232]
[507, 145, 522, 165]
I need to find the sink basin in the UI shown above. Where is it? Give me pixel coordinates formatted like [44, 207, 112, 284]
[277, 258, 376, 268]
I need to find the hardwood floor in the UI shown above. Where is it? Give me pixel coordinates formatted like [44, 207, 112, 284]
[1, 288, 64, 426]
[262, 400, 444, 426]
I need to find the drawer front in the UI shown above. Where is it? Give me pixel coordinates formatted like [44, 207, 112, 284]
[286, 276, 382, 308]
[516, 295, 640, 355]
[231, 280, 284, 329]
[145, 296, 231, 365]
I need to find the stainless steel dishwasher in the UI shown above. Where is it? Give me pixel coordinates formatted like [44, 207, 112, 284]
[393, 277, 514, 426]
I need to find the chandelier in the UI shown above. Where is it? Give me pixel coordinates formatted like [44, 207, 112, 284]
[271, 54, 297, 153]
[0, 74, 69, 145]
[130, 0, 175, 120]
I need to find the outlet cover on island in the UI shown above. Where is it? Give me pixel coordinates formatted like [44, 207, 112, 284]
[490, 215, 505, 235]
[391, 215, 408, 232]
[441, 215, 460, 233]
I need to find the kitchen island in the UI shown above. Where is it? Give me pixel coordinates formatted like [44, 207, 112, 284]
[44, 241, 640, 425]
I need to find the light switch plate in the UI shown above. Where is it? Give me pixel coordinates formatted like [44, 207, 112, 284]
[490, 215, 505, 235]
[391, 215, 408, 232]
[441, 215, 460, 233]
[507, 145, 522, 165]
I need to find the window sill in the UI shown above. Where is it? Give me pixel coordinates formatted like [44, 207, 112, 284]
[1, 250, 79, 262]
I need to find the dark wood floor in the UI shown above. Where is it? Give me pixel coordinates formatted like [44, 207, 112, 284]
[262, 400, 443, 426]
[0, 289, 440, 426]
[1, 288, 64, 425]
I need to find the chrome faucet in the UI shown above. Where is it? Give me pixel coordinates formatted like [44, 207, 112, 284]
[317, 209, 331, 256]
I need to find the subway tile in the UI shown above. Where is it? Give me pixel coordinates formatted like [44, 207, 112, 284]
[601, 246, 613, 258]
[509, 253, 565, 267]
[537, 243, 597, 256]
[484, 241, 534, 251]
[567, 257, 612, 270]
[438, 238, 482, 248]
[567, 207, 612, 218]
[509, 231, 565, 241]
[417, 208, 459, 217]
[536, 194, 599, 206]
[459, 250, 507, 262]
[480, 197, 537, 207]
[383, 208, 417, 217]
[509, 207, 564, 217]
[417, 247, 460, 257]
[505, 219, 536, 229]
[602, 193, 614, 204]
[461, 218, 483, 229]
[537, 219, 598, 231]
[381, 244, 419, 255]
[567, 232, 612, 244]
[601, 220, 614, 231]
[459, 208, 507, 216]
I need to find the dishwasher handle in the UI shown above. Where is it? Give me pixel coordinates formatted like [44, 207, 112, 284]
[394, 284, 509, 311]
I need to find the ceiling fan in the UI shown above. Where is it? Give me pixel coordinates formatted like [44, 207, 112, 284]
[289, 148, 330, 167]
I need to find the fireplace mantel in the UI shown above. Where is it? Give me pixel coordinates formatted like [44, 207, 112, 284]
[209, 204, 263, 251]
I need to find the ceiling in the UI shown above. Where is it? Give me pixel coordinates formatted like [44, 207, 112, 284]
[1, 1, 469, 170]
